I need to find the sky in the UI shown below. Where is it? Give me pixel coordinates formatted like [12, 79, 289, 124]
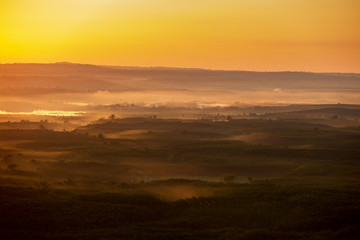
[1, 0, 359, 72]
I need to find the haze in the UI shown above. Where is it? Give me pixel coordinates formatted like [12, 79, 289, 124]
[1, 63, 360, 117]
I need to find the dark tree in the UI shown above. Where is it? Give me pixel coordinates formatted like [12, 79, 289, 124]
[7, 164, 17, 170]
[109, 114, 116, 120]
[2, 154, 13, 164]
[223, 175, 235, 184]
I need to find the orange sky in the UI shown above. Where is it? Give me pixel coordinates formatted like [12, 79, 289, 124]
[1, 0, 359, 72]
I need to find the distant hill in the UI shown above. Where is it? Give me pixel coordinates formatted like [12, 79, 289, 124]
[1, 63, 359, 91]
[1, 63, 359, 111]
[264, 107, 360, 119]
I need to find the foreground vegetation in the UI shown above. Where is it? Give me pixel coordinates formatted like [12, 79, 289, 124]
[1, 116, 360, 239]
[1, 178, 359, 240]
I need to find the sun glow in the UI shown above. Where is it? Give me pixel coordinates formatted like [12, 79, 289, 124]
[1, 0, 359, 72]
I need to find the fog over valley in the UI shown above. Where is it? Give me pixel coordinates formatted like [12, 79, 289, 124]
[1, 63, 359, 115]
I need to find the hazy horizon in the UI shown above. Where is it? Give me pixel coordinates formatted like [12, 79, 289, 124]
[1, 62, 359, 116]
[2, 62, 360, 74]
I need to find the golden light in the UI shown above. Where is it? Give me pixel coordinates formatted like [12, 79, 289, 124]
[1, 0, 359, 72]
